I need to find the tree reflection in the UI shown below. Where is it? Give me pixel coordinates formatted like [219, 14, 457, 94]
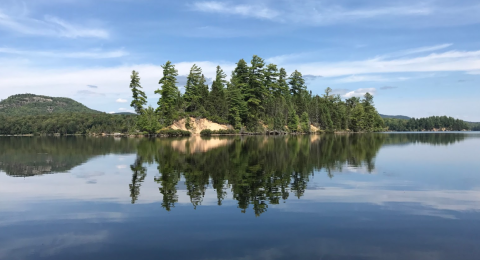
[129, 156, 146, 204]
[133, 134, 390, 216]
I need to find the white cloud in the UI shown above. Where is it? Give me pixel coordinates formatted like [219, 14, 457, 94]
[0, 47, 127, 59]
[0, 9, 108, 38]
[343, 88, 376, 98]
[116, 98, 128, 103]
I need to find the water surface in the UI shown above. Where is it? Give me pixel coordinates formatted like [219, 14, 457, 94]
[1, 133, 480, 260]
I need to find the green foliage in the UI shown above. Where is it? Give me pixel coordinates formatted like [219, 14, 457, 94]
[207, 66, 228, 120]
[157, 129, 191, 136]
[200, 129, 236, 136]
[155, 61, 179, 126]
[287, 107, 299, 132]
[200, 129, 212, 136]
[129, 70, 147, 114]
[0, 113, 136, 135]
[244, 55, 267, 130]
[184, 64, 205, 113]
[136, 106, 161, 134]
[384, 116, 470, 131]
[0, 94, 100, 116]
[185, 117, 191, 129]
[300, 112, 310, 133]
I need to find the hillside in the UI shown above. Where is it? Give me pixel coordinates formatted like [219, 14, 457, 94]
[380, 114, 411, 120]
[0, 94, 101, 116]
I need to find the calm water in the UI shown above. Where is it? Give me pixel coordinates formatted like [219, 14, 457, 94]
[1, 133, 480, 260]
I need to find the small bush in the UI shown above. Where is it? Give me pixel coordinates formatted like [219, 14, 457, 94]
[200, 129, 212, 136]
[158, 129, 191, 137]
[200, 129, 236, 136]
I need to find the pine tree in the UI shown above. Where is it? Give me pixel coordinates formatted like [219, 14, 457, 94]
[137, 106, 161, 134]
[288, 106, 299, 132]
[300, 112, 310, 133]
[289, 70, 306, 96]
[184, 64, 203, 112]
[208, 66, 228, 121]
[244, 55, 267, 130]
[278, 68, 290, 98]
[129, 70, 147, 115]
[155, 61, 179, 126]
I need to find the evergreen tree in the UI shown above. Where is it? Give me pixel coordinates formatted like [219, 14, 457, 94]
[300, 112, 310, 133]
[184, 64, 203, 112]
[137, 106, 161, 134]
[208, 66, 228, 120]
[244, 55, 267, 130]
[289, 70, 306, 96]
[129, 70, 147, 115]
[155, 61, 179, 126]
[288, 107, 299, 132]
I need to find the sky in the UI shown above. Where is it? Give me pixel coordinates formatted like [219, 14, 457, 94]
[0, 0, 479, 120]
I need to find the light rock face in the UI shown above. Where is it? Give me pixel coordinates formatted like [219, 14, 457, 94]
[170, 117, 233, 134]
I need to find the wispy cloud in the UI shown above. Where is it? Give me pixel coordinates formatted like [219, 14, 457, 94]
[380, 86, 398, 90]
[191, 0, 433, 25]
[378, 44, 453, 59]
[0, 9, 108, 38]
[76, 90, 105, 97]
[116, 98, 127, 103]
[334, 75, 408, 83]
[192, 1, 279, 20]
[0, 47, 127, 59]
[191, 1, 480, 27]
[282, 49, 480, 78]
[87, 85, 98, 89]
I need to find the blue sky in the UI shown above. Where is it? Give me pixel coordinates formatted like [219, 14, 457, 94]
[0, 0, 479, 120]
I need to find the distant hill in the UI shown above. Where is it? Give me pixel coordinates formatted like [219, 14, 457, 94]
[113, 112, 137, 115]
[380, 114, 411, 120]
[0, 94, 101, 116]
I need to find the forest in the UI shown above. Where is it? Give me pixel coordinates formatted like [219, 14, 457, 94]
[131, 55, 386, 134]
[384, 116, 471, 131]
[0, 113, 137, 135]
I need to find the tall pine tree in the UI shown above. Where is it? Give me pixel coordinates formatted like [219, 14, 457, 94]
[155, 61, 179, 126]
[129, 70, 147, 114]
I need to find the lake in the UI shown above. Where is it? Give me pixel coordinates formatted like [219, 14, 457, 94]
[1, 133, 480, 260]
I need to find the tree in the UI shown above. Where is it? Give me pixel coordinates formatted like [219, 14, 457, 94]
[288, 107, 299, 132]
[184, 64, 203, 112]
[137, 106, 161, 134]
[208, 66, 228, 120]
[289, 70, 306, 96]
[244, 55, 267, 130]
[155, 61, 179, 126]
[129, 70, 147, 114]
[300, 112, 310, 133]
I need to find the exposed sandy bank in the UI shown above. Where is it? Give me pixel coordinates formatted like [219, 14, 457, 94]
[171, 117, 233, 135]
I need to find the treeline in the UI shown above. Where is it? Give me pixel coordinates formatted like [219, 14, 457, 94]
[384, 116, 471, 131]
[131, 55, 385, 133]
[0, 113, 136, 135]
